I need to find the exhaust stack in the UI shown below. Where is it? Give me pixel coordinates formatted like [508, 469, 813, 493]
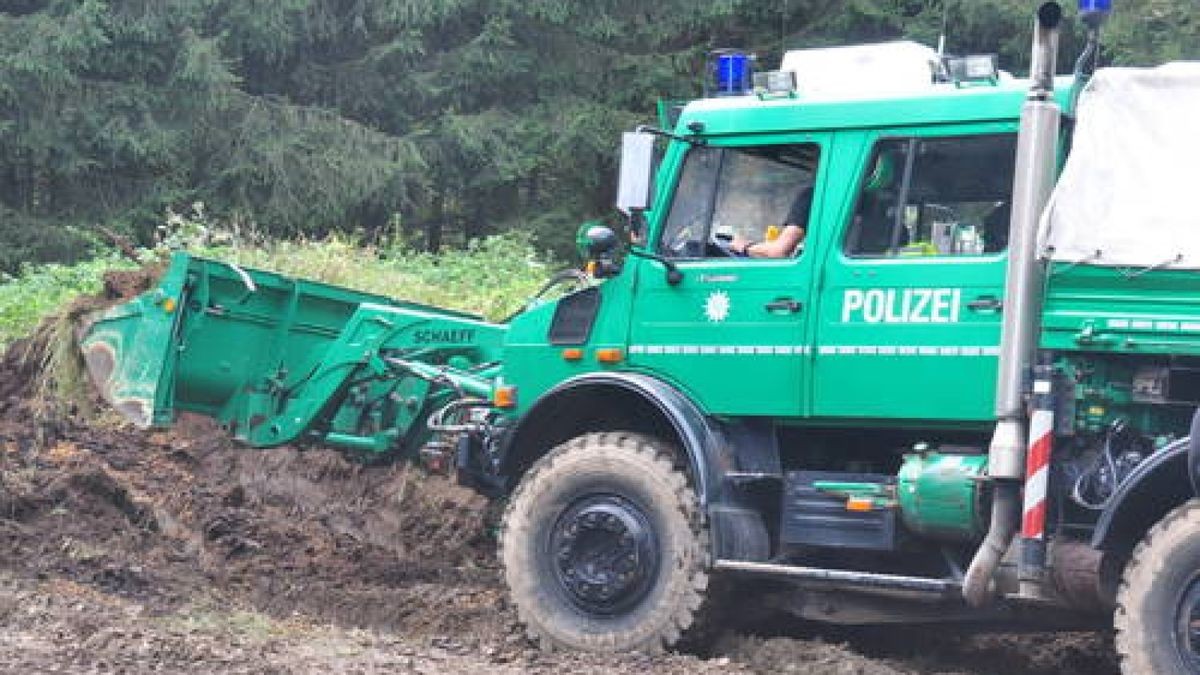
[963, 1, 1063, 607]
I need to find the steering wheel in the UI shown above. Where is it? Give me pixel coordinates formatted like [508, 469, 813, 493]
[707, 231, 736, 257]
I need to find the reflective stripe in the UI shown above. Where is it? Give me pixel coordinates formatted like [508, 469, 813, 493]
[1022, 408, 1054, 540]
[628, 345, 811, 355]
[628, 344, 999, 357]
[1107, 317, 1200, 332]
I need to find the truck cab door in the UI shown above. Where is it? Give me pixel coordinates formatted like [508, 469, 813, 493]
[814, 130, 1018, 423]
[628, 138, 828, 417]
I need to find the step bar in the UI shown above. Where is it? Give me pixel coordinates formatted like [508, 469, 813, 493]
[714, 559, 962, 601]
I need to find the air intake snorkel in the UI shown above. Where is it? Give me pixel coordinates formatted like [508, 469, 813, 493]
[963, 1, 1064, 607]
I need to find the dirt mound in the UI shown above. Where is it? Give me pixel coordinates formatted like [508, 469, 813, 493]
[0, 338, 39, 404]
[1, 260, 512, 647]
[100, 266, 162, 301]
[713, 619, 1121, 675]
[0, 412, 502, 630]
[718, 635, 911, 674]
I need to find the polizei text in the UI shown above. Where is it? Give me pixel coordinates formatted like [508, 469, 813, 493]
[841, 288, 963, 324]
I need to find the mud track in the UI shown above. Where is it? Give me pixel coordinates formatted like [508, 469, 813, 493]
[0, 271, 1121, 673]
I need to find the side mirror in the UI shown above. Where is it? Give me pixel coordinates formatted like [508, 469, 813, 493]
[576, 221, 619, 260]
[616, 131, 655, 215]
[575, 222, 623, 279]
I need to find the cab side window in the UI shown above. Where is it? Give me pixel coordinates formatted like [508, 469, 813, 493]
[845, 134, 1017, 258]
[660, 144, 819, 259]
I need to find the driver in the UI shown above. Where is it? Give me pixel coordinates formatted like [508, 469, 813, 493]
[729, 184, 812, 258]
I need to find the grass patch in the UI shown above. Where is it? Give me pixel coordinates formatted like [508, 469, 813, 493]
[204, 232, 552, 321]
[0, 232, 558, 355]
[0, 253, 140, 351]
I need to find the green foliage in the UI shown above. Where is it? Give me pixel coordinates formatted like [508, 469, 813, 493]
[1104, 0, 1200, 65]
[208, 233, 551, 322]
[0, 252, 139, 348]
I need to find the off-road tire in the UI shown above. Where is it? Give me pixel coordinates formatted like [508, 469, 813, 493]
[1115, 499, 1200, 675]
[499, 431, 710, 653]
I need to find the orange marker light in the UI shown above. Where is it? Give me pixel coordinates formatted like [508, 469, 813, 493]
[562, 348, 584, 361]
[585, 261, 598, 276]
[162, 297, 177, 314]
[493, 385, 517, 409]
[595, 348, 624, 364]
[845, 497, 874, 513]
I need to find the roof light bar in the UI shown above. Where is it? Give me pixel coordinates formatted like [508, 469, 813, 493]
[753, 70, 797, 98]
[943, 54, 999, 86]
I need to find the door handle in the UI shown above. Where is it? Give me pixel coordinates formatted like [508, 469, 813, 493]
[765, 298, 803, 314]
[967, 296, 1004, 312]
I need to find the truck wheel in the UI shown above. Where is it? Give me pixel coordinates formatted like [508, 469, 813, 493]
[1116, 499, 1200, 674]
[500, 432, 710, 653]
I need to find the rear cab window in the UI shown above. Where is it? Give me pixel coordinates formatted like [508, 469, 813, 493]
[844, 134, 1017, 258]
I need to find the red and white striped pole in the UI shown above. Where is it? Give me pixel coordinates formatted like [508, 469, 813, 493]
[1020, 357, 1055, 587]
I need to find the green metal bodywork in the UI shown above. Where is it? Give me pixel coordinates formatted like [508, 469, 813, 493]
[82, 253, 505, 456]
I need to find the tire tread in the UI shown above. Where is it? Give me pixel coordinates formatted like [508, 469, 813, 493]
[498, 432, 711, 653]
[1115, 499, 1200, 675]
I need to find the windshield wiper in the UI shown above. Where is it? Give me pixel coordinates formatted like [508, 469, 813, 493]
[635, 125, 706, 147]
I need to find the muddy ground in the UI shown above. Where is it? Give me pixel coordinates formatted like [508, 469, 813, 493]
[0, 275, 1122, 674]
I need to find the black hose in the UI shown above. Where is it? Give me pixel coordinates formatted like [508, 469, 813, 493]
[500, 269, 590, 323]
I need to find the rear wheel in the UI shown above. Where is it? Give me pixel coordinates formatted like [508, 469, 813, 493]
[499, 432, 710, 652]
[1116, 499, 1200, 674]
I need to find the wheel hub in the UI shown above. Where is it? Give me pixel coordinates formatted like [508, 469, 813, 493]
[550, 495, 659, 615]
[1175, 574, 1200, 670]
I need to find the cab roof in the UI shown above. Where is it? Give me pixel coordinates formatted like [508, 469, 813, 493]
[675, 76, 1075, 137]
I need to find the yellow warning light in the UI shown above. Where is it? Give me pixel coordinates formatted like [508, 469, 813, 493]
[493, 385, 518, 409]
[162, 297, 177, 314]
[845, 497, 874, 512]
[595, 348, 624, 364]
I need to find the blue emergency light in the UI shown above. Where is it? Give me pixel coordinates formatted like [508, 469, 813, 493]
[1079, 0, 1112, 29]
[1078, 0, 1112, 15]
[710, 50, 753, 97]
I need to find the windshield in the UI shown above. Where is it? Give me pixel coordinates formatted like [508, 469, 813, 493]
[659, 144, 819, 259]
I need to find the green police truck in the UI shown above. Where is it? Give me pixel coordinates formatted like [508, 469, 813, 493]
[79, 2, 1200, 672]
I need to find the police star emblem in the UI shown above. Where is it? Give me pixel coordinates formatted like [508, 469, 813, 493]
[704, 291, 731, 323]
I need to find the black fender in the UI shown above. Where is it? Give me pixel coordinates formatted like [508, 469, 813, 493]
[1091, 433, 1196, 552]
[498, 371, 771, 562]
[1190, 408, 1200, 495]
[499, 371, 727, 505]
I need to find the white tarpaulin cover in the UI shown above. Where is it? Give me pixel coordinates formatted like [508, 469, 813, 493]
[1039, 63, 1200, 268]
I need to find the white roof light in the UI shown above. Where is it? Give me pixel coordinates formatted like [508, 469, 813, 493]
[780, 41, 940, 98]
